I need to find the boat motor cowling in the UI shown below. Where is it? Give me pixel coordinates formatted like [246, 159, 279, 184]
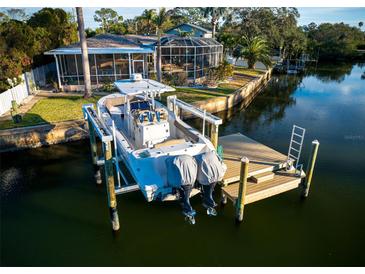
[165, 155, 198, 188]
[196, 151, 227, 185]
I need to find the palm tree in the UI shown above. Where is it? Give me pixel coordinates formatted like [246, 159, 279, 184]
[235, 36, 272, 69]
[138, 9, 157, 35]
[153, 8, 171, 82]
[76, 7, 91, 98]
[201, 7, 228, 39]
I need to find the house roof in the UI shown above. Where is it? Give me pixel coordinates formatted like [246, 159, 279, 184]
[166, 23, 212, 34]
[161, 36, 221, 47]
[45, 32, 221, 55]
[45, 34, 154, 55]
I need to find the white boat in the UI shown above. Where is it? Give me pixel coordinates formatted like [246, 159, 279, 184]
[92, 74, 225, 202]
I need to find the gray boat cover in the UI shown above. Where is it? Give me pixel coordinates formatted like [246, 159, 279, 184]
[196, 151, 227, 185]
[165, 155, 198, 188]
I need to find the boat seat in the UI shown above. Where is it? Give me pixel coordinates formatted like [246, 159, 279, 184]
[154, 139, 186, 148]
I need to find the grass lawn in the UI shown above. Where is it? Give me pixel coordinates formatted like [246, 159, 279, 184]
[233, 66, 266, 77]
[160, 86, 235, 104]
[0, 96, 100, 130]
[159, 76, 250, 104]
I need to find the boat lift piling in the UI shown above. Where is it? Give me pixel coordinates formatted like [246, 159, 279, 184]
[87, 117, 102, 185]
[302, 140, 320, 198]
[83, 104, 120, 231]
[102, 139, 120, 231]
[235, 157, 249, 222]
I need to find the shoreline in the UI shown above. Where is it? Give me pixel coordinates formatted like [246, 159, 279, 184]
[0, 69, 272, 153]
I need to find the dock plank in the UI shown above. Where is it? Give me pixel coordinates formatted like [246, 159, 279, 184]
[222, 171, 302, 205]
[219, 133, 288, 184]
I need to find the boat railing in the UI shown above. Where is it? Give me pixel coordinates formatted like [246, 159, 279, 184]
[166, 95, 222, 149]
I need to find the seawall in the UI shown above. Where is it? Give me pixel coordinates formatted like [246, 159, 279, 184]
[185, 68, 272, 117]
[0, 120, 88, 153]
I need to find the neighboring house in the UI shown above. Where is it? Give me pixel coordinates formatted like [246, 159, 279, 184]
[45, 30, 223, 91]
[165, 23, 212, 38]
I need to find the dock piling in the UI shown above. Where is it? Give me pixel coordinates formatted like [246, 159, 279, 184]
[302, 140, 320, 198]
[103, 141, 120, 231]
[221, 189, 227, 205]
[235, 157, 249, 222]
[87, 119, 102, 184]
[210, 124, 219, 149]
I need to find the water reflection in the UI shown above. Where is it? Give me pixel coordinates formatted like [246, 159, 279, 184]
[306, 62, 354, 83]
[215, 74, 303, 133]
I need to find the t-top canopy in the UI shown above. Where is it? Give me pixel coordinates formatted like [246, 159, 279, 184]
[114, 79, 175, 96]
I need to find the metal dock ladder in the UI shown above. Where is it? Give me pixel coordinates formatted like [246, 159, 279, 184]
[287, 125, 306, 170]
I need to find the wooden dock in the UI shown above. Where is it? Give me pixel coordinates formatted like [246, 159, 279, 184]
[222, 170, 301, 205]
[218, 133, 315, 222]
[219, 133, 289, 185]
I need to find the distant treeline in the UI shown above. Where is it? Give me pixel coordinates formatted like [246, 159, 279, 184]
[1, 7, 364, 91]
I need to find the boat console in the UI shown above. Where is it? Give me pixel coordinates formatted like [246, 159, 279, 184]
[129, 100, 170, 148]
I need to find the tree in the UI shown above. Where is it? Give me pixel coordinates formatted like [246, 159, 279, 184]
[5, 8, 27, 21]
[28, 8, 78, 50]
[222, 7, 302, 58]
[359, 22, 364, 29]
[201, 7, 229, 39]
[93, 8, 125, 34]
[218, 32, 238, 55]
[304, 22, 365, 60]
[76, 7, 92, 98]
[0, 20, 37, 91]
[234, 36, 272, 69]
[0, 12, 9, 23]
[85, 28, 97, 38]
[153, 8, 171, 82]
[137, 9, 157, 35]
[169, 7, 209, 29]
[123, 18, 138, 34]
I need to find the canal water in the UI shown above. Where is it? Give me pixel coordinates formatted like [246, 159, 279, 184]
[1, 62, 365, 266]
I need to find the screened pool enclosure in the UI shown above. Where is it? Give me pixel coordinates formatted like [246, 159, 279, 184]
[45, 34, 223, 91]
[160, 37, 223, 79]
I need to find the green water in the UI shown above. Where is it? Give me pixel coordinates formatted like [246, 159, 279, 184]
[1, 62, 365, 266]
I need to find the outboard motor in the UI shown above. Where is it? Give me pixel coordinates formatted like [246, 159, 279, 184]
[196, 151, 227, 216]
[166, 155, 198, 224]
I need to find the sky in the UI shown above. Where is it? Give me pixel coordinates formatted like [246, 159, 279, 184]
[1, 7, 364, 29]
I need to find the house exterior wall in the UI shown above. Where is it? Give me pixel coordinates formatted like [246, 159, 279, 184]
[52, 42, 223, 91]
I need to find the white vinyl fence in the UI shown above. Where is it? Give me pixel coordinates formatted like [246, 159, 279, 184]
[0, 63, 57, 116]
[0, 79, 29, 115]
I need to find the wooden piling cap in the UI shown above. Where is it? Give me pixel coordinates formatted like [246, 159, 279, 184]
[240, 156, 250, 163]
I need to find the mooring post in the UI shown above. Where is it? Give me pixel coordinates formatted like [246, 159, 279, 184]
[210, 124, 219, 149]
[302, 140, 320, 198]
[221, 189, 227, 205]
[87, 119, 102, 184]
[103, 141, 120, 231]
[235, 157, 249, 222]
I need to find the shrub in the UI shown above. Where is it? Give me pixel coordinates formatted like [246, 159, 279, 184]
[99, 82, 116, 93]
[162, 72, 187, 86]
[206, 61, 234, 84]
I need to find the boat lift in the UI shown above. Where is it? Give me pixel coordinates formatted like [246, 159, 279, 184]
[82, 97, 224, 231]
[83, 100, 320, 231]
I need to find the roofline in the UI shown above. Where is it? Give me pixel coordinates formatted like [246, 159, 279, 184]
[45, 47, 154, 55]
[166, 23, 212, 34]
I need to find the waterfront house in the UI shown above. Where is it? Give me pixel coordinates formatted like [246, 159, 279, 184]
[45, 25, 223, 91]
